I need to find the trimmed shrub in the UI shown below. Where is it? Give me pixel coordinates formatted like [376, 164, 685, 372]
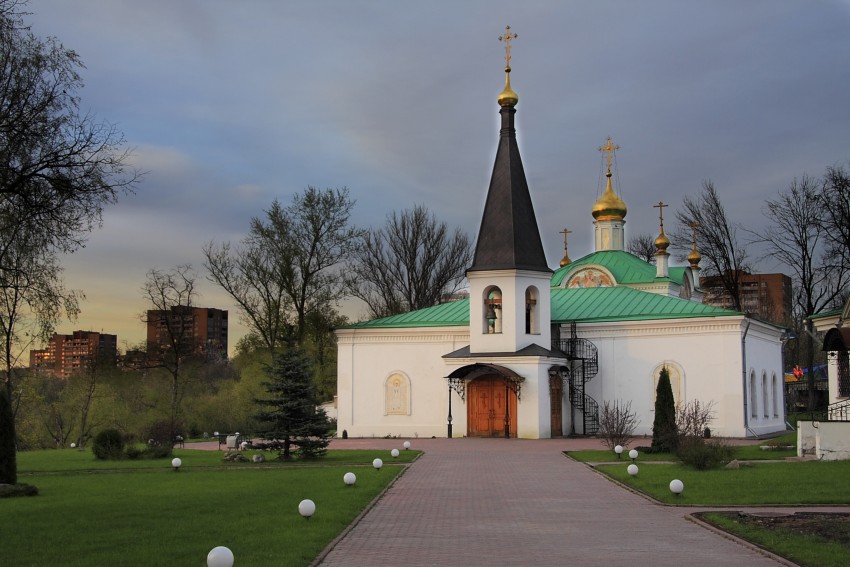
[92, 429, 125, 460]
[651, 366, 678, 452]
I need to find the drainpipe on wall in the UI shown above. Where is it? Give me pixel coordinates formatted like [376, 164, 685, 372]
[741, 318, 751, 431]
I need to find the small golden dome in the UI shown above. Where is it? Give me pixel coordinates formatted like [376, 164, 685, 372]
[498, 67, 518, 107]
[655, 230, 670, 253]
[591, 173, 628, 220]
[688, 244, 701, 267]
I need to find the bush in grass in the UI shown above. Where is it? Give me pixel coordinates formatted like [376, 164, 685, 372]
[676, 436, 735, 470]
[598, 400, 639, 449]
[0, 388, 17, 484]
[651, 366, 678, 452]
[92, 429, 125, 460]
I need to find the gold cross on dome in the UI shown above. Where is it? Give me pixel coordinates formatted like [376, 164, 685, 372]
[690, 221, 701, 246]
[598, 137, 620, 175]
[498, 25, 518, 68]
[559, 227, 572, 248]
[653, 201, 668, 228]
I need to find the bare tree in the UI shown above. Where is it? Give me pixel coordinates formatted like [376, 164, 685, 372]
[754, 175, 850, 409]
[676, 399, 716, 439]
[141, 265, 198, 450]
[628, 233, 657, 264]
[820, 163, 850, 272]
[348, 205, 473, 319]
[0, 0, 138, 483]
[598, 400, 639, 450]
[673, 181, 749, 312]
[205, 187, 358, 346]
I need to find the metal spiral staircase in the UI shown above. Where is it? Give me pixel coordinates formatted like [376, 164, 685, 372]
[553, 322, 600, 435]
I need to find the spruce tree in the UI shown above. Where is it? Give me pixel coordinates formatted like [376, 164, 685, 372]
[651, 366, 678, 452]
[254, 343, 330, 460]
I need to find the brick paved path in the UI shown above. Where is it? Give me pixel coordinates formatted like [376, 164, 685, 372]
[317, 438, 786, 566]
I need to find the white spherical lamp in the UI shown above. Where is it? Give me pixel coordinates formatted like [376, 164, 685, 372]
[298, 499, 316, 519]
[207, 546, 234, 567]
[343, 472, 357, 486]
[391, 448, 400, 458]
[403, 441, 411, 450]
[171, 457, 182, 472]
[373, 458, 383, 470]
[614, 445, 623, 458]
[70, 442, 76, 449]
[670, 479, 684, 495]
[627, 464, 639, 476]
[629, 449, 639, 461]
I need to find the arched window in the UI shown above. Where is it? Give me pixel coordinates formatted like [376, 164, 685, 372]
[525, 286, 539, 335]
[385, 372, 411, 416]
[749, 370, 757, 419]
[772, 373, 779, 417]
[484, 287, 502, 334]
[762, 371, 769, 418]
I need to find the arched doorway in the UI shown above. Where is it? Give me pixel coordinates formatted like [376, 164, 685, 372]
[467, 376, 518, 438]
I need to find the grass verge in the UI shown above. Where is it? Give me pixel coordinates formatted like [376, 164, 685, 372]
[697, 511, 850, 567]
[594, 460, 850, 505]
[4, 450, 413, 566]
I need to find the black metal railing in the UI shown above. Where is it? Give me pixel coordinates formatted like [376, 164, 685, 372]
[556, 323, 600, 435]
[828, 399, 850, 421]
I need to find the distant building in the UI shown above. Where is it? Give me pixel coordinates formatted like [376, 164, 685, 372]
[701, 272, 792, 325]
[146, 306, 228, 361]
[29, 331, 118, 378]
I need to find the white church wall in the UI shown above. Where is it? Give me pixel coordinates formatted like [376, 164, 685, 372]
[336, 327, 469, 438]
[577, 317, 783, 438]
[743, 323, 786, 436]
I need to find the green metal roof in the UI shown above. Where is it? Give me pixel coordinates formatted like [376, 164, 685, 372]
[810, 307, 842, 321]
[550, 286, 740, 323]
[341, 299, 469, 329]
[551, 250, 684, 287]
[342, 285, 740, 330]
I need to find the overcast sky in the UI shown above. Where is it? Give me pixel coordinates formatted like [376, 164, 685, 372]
[27, 0, 850, 353]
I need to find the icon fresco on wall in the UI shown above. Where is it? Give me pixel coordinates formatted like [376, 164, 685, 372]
[567, 268, 614, 288]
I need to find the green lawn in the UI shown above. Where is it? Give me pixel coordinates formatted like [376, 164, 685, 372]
[698, 512, 850, 567]
[595, 460, 850, 505]
[4, 449, 417, 566]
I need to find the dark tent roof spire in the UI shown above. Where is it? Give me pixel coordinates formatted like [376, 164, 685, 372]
[468, 28, 550, 274]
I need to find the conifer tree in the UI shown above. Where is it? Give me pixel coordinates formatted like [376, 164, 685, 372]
[254, 343, 330, 460]
[651, 366, 678, 452]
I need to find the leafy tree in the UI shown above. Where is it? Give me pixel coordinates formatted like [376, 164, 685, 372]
[673, 181, 749, 312]
[0, 0, 137, 483]
[204, 187, 359, 347]
[348, 205, 473, 319]
[651, 366, 677, 452]
[254, 343, 330, 460]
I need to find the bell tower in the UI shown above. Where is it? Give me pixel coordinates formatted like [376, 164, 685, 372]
[467, 27, 552, 355]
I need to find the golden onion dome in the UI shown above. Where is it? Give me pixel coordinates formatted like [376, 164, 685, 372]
[655, 229, 670, 253]
[591, 173, 628, 220]
[688, 244, 701, 267]
[498, 67, 519, 107]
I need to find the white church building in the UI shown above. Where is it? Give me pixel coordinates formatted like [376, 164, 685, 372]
[335, 60, 786, 440]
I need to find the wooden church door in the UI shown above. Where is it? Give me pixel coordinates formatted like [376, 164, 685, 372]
[467, 376, 517, 437]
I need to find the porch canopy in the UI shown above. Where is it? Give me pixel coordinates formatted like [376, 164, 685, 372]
[446, 363, 525, 400]
[823, 327, 850, 352]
